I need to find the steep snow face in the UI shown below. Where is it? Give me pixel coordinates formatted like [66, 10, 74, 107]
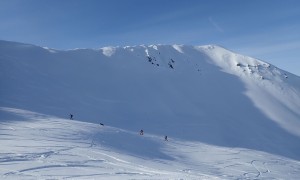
[195, 45, 300, 137]
[1, 40, 300, 161]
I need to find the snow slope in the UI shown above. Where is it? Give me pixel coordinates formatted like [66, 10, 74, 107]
[1, 107, 300, 179]
[1, 40, 300, 179]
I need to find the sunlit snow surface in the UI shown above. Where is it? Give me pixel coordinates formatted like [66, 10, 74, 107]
[1, 108, 299, 179]
[1, 41, 300, 179]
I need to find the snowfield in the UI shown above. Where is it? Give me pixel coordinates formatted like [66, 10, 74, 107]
[0, 40, 300, 179]
[1, 107, 299, 179]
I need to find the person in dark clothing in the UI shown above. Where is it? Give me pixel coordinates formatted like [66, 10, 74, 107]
[165, 135, 168, 141]
[70, 114, 73, 120]
[140, 129, 144, 135]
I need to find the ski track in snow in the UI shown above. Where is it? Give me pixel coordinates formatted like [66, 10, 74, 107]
[1, 108, 300, 179]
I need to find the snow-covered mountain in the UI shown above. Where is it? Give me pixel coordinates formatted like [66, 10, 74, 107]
[1, 40, 300, 179]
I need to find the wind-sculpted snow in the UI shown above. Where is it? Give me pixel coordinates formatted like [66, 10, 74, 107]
[101, 46, 116, 57]
[196, 45, 300, 137]
[0, 40, 300, 178]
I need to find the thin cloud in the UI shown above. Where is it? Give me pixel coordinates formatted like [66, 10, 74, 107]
[209, 17, 224, 33]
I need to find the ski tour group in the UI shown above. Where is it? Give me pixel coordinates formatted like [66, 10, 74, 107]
[69, 114, 168, 141]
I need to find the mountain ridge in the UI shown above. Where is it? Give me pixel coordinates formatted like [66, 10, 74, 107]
[1, 40, 300, 161]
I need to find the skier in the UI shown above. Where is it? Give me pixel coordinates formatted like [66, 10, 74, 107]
[140, 129, 144, 135]
[100, 123, 104, 126]
[70, 114, 73, 120]
[165, 135, 168, 141]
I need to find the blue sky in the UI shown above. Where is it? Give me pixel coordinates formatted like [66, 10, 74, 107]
[0, 0, 300, 76]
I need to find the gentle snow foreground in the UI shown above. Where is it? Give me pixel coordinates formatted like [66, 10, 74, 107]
[1, 108, 299, 179]
[0, 40, 300, 179]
